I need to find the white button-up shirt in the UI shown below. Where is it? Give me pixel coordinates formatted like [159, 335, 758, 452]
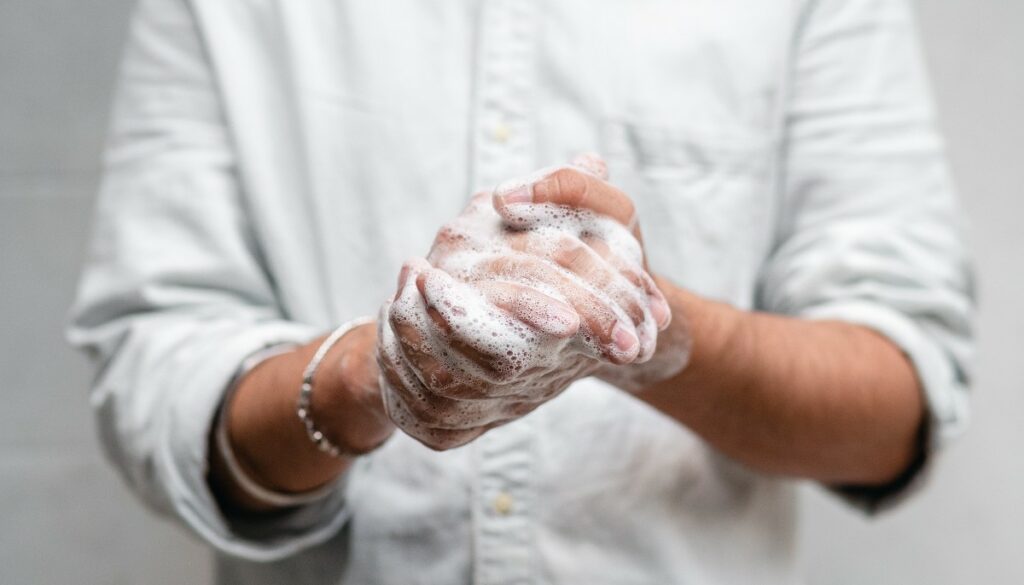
[68, 0, 974, 583]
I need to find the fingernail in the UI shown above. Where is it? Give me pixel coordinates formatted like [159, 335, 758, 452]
[415, 272, 430, 299]
[650, 294, 672, 329]
[612, 321, 639, 354]
[494, 182, 533, 205]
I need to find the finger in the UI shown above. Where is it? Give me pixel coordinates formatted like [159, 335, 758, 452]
[378, 300, 436, 401]
[427, 191, 500, 262]
[580, 234, 669, 339]
[378, 366, 511, 449]
[381, 383, 476, 446]
[385, 372, 515, 430]
[377, 314, 436, 427]
[640, 271, 672, 331]
[389, 267, 501, 397]
[386, 268, 468, 394]
[393, 257, 432, 301]
[472, 280, 581, 339]
[389, 310, 460, 391]
[414, 269, 546, 385]
[386, 318, 495, 401]
[380, 333, 495, 431]
[548, 234, 646, 325]
[476, 254, 641, 365]
[570, 231, 670, 332]
[507, 231, 649, 330]
[551, 234, 658, 360]
[402, 305, 523, 400]
[492, 166, 638, 236]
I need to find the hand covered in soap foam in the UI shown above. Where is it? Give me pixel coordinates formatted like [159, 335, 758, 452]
[377, 155, 684, 450]
[490, 154, 692, 393]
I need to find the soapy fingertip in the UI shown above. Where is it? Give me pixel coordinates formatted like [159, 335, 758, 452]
[650, 293, 672, 330]
[610, 321, 640, 363]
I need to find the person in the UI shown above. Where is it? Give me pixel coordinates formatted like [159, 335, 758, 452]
[68, 0, 974, 583]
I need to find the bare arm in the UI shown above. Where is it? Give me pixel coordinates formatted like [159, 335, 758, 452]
[208, 245, 922, 513]
[213, 142, 946, 510]
[639, 281, 923, 486]
[208, 323, 393, 511]
[497, 166, 927, 488]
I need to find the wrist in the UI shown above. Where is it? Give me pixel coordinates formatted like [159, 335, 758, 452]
[627, 278, 748, 413]
[311, 322, 395, 454]
[224, 323, 393, 497]
[666, 284, 748, 389]
[595, 275, 698, 393]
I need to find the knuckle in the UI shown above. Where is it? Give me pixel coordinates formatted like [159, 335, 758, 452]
[396, 335, 427, 368]
[625, 299, 645, 325]
[433, 223, 467, 247]
[425, 305, 453, 335]
[585, 305, 619, 341]
[388, 307, 409, 329]
[472, 356, 518, 384]
[489, 365, 519, 384]
[506, 231, 529, 252]
[553, 237, 591, 272]
[622, 197, 636, 220]
[392, 323, 415, 347]
[581, 234, 611, 257]
[380, 365, 406, 395]
[548, 168, 588, 206]
[439, 377, 491, 400]
[620, 267, 644, 289]
[406, 395, 447, 427]
[421, 362, 456, 391]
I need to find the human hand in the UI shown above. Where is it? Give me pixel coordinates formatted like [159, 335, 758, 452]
[490, 154, 692, 392]
[377, 155, 683, 450]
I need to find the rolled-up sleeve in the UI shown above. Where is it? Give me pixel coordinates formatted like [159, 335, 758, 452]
[758, 0, 975, 511]
[67, 0, 349, 559]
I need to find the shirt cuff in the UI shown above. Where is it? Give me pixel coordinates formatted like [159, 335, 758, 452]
[153, 320, 354, 561]
[799, 300, 970, 514]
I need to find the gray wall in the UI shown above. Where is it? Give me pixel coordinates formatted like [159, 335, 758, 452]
[0, 2, 211, 584]
[799, 2, 1024, 583]
[0, 1, 1020, 583]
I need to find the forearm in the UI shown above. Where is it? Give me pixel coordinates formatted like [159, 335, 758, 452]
[208, 323, 394, 511]
[638, 279, 924, 486]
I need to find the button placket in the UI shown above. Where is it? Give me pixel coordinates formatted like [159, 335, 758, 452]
[468, 1, 540, 584]
[470, 0, 538, 192]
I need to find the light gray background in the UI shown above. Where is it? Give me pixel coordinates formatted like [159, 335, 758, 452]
[0, 1, 1020, 583]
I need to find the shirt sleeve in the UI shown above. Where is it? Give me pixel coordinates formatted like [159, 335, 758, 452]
[66, 0, 350, 559]
[759, 0, 976, 512]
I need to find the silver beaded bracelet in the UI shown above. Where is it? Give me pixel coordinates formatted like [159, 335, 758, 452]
[215, 342, 342, 508]
[297, 316, 376, 458]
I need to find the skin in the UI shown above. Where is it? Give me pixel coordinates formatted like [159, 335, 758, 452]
[375, 176, 670, 449]
[209, 165, 924, 511]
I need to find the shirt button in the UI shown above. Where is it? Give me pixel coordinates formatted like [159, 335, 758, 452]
[493, 492, 514, 515]
[492, 122, 511, 144]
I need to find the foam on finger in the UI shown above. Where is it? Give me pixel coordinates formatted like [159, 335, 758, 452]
[380, 158, 677, 439]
